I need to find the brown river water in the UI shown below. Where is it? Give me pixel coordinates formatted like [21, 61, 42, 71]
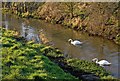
[2, 14, 120, 78]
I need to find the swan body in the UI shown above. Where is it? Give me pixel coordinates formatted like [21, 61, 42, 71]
[92, 58, 111, 66]
[68, 39, 83, 45]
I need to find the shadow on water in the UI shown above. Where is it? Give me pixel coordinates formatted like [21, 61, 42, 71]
[2, 13, 120, 78]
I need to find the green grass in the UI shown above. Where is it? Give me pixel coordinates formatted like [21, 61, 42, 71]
[1, 27, 78, 80]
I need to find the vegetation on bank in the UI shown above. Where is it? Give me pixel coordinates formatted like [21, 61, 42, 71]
[40, 46, 117, 80]
[1, 27, 116, 80]
[2, 2, 120, 45]
[1, 27, 78, 80]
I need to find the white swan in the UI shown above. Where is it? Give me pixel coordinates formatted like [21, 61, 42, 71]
[92, 58, 111, 66]
[68, 39, 83, 45]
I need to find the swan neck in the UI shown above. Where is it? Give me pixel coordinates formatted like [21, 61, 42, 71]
[68, 39, 73, 42]
[96, 59, 98, 63]
[70, 39, 73, 42]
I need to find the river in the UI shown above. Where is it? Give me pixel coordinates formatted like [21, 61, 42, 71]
[2, 13, 120, 78]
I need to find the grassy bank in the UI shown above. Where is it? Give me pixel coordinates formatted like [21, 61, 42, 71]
[1, 27, 78, 80]
[2, 2, 120, 45]
[1, 27, 117, 80]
